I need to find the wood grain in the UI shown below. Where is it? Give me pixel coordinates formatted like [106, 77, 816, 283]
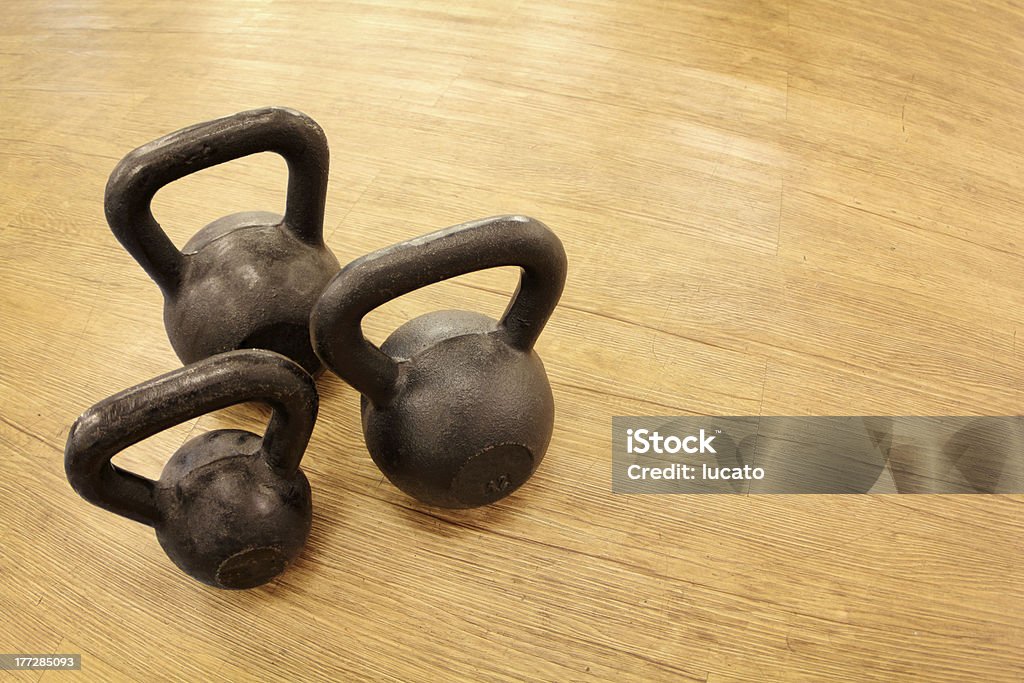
[1, 0, 1022, 680]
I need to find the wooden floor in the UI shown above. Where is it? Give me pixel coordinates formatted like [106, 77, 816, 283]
[1, 0, 1022, 680]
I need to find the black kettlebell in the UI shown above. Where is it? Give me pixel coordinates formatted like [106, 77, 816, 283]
[104, 107, 340, 375]
[311, 215, 567, 508]
[64, 350, 317, 589]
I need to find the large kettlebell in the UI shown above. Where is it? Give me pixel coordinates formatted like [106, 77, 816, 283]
[64, 350, 317, 589]
[105, 107, 340, 375]
[311, 215, 567, 508]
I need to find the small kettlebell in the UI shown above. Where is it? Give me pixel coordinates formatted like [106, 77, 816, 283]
[105, 107, 340, 375]
[311, 215, 567, 508]
[64, 350, 317, 589]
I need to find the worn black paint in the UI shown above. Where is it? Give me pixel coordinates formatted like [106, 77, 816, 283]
[104, 107, 340, 375]
[64, 350, 318, 589]
[312, 215, 567, 508]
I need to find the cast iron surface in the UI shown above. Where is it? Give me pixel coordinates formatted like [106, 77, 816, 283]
[64, 350, 318, 589]
[104, 107, 340, 375]
[312, 215, 567, 508]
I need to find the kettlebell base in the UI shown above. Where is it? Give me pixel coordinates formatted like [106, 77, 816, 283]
[449, 443, 535, 508]
[215, 545, 290, 590]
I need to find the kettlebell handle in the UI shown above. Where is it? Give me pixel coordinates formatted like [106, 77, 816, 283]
[312, 215, 567, 406]
[64, 350, 318, 527]
[104, 107, 330, 293]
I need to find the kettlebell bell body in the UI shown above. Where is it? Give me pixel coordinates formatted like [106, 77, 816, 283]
[105, 107, 340, 375]
[64, 350, 317, 589]
[312, 215, 567, 508]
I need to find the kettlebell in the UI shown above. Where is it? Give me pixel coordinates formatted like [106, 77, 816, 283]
[104, 107, 340, 375]
[64, 350, 317, 589]
[311, 215, 567, 508]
